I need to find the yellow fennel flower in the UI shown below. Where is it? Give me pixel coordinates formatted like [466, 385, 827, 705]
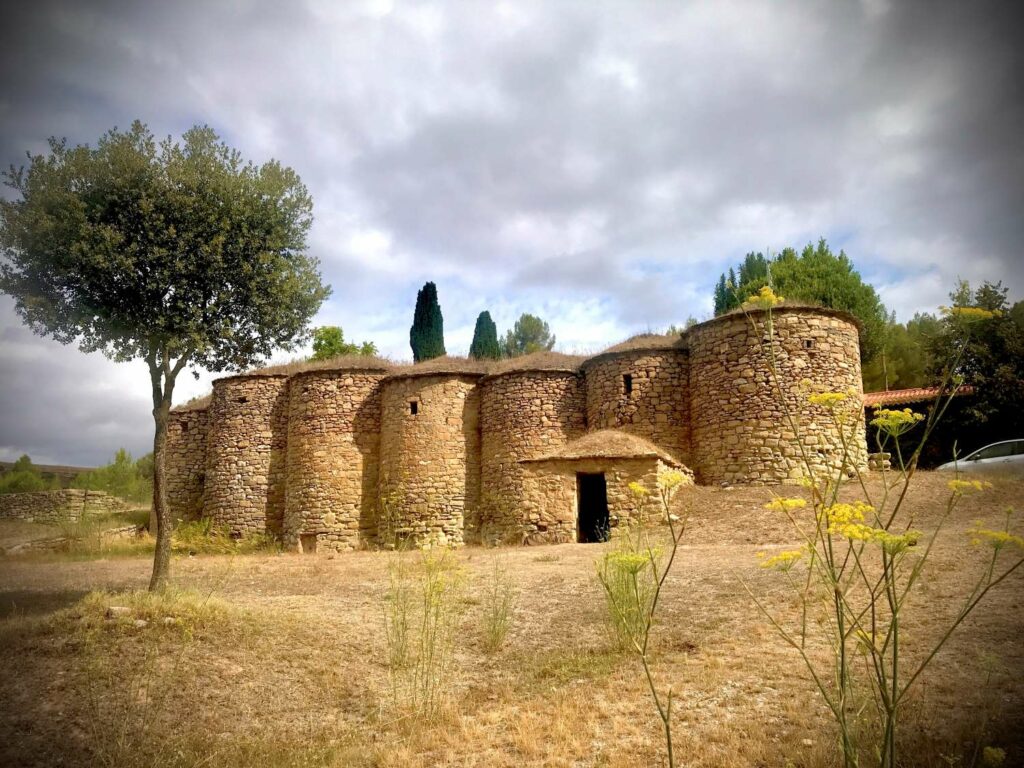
[764, 497, 808, 513]
[657, 469, 689, 491]
[967, 526, 1024, 552]
[606, 551, 654, 575]
[759, 549, 804, 571]
[982, 746, 1006, 766]
[627, 481, 650, 499]
[870, 408, 924, 437]
[743, 285, 784, 309]
[941, 306, 1001, 322]
[948, 478, 993, 495]
[808, 391, 849, 408]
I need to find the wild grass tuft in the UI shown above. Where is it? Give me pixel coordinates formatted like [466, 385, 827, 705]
[382, 549, 465, 718]
[480, 556, 516, 653]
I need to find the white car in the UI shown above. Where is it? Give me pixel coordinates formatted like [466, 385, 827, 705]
[936, 439, 1024, 475]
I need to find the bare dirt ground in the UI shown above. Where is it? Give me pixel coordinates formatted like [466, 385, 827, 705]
[0, 471, 1022, 768]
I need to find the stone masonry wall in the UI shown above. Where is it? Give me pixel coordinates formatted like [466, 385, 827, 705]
[688, 309, 868, 485]
[479, 370, 586, 544]
[283, 369, 386, 552]
[583, 349, 692, 465]
[0, 489, 135, 523]
[203, 374, 289, 537]
[378, 374, 482, 547]
[167, 408, 210, 521]
[520, 457, 677, 543]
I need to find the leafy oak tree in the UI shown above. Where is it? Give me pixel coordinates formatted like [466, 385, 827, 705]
[501, 313, 556, 357]
[410, 281, 445, 361]
[0, 122, 329, 590]
[468, 310, 501, 360]
[310, 326, 377, 360]
[714, 240, 888, 361]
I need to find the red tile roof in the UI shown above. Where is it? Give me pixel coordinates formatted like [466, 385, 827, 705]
[862, 386, 975, 408]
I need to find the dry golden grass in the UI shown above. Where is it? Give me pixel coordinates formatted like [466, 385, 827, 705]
[0, 472, 1021, 767]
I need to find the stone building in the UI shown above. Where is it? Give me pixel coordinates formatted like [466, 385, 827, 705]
[167, 305, 868, 550]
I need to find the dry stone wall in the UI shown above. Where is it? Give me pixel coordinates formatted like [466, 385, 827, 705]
[283, 369, 386, 552]
[163, 306, 869, 550]
[167, 408, 209, 521]
[520, 457, 677, 543]
[688, 309, 868, 485]
[582, 349, 692, 465]
[0, 489, 136, 523]
[378, 374, 482, 547]
[203, 374, 289, 537]
[479, 370, 586, 544]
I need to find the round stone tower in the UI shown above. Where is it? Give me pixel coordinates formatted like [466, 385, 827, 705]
[479, 367, 586, 544]
[687, 306, 867, 485]
[581, 340, 691, 466]
[283, 367, 389, 552]
[377, 371, 483, 547]
[203, 373, 290, 536]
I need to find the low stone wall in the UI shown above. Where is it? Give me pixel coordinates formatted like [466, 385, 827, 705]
[520, 457, 684, 544]
[167, 408, 210, 521]
[0, 489, 136, 524]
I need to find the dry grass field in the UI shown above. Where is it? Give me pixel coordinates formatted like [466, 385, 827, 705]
[0, 472, 1021, 768]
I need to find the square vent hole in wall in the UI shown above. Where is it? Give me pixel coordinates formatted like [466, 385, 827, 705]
[803, 339, 816, 351]
[409, 400, 418, 415]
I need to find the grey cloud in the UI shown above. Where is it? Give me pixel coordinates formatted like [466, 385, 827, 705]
[1, 0, 1022, 463]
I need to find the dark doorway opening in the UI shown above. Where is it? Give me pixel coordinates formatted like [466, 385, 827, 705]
[299, 534, 317, 554]
[577, 472, 610, 543]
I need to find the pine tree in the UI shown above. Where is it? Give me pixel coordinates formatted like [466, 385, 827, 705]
[469, 311, 501, 359]
[409, 281, 446, 361]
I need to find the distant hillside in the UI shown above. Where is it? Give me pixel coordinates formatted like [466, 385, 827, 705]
[0, 461, 95, 485]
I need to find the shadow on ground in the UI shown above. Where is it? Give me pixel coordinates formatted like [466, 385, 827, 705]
[0, 590, 89, 619]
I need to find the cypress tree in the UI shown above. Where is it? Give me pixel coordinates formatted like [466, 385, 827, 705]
[469, 311, 501, 360]
[409, 281, 446, 361]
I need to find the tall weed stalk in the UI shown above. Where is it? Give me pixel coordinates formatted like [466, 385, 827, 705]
[481, 556, 516, 653]
[596, 469, 689, 768]
[741, 286, 1024, 768]
[383, 548, 465, 718]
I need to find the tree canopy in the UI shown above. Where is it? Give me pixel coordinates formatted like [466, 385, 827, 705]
[714, 240, 888, 362]
[409, 282, 445, 362]
[0, 121, 329, 588]
[468, 311, 501, 360]
[501, 313, 556, 357]
[73, 448, 154, 504]
[930, 281, 1024, 434]
[310, 326, 377, 360]
[861, 312, 943, 392]
[0, 455, 51, 495]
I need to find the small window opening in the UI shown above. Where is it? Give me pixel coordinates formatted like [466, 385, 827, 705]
[803, 339, 815, 350]
[181, 421, 189, 433]
[623, 374, 633, 396]
[409, 401, 418, 415]
[236, 396, 248, 404]
[299, 534, 317, 554]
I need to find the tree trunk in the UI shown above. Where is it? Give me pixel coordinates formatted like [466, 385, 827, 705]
[149, 395, 173, 591]
[147, 348, 189, 592]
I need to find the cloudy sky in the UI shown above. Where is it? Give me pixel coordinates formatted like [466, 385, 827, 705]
[1, 0, 1022, 466]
